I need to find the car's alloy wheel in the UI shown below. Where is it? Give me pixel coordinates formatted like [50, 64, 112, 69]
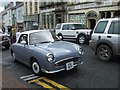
[58, 35, 63, 40]
[12, 52, 16, 62]
[78, 35, 86, 44]
[97, 45, 112, 61]
[31, 60, 41, 75]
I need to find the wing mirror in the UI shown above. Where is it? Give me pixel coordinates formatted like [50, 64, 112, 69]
[20, 40, 26, 45]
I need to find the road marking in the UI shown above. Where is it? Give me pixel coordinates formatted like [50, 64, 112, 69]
[20, 74, 38, 81]
[23, 76, 38, 81]
[20, 74, 35, 79]
[28, 77, 70, 90]
[29, 79, 56, 90]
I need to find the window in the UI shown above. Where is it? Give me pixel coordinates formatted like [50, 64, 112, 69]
[108, 21, 120, 34]
[30, 1, 32, 14]
[35, 0, 38, 13]
[18, 34, 28, 44]
[25, 2, 28, 15]
[94, 21, 108, 33]
[62, 25, 69, 30]
[56, 24, 61, 29]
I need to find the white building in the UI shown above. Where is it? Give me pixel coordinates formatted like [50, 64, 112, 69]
[13, 2, 24, 30]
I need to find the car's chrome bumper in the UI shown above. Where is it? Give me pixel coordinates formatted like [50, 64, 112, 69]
[41, 62, 83, 74]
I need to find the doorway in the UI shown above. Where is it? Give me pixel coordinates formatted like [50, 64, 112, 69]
[89, 19, 96, 29]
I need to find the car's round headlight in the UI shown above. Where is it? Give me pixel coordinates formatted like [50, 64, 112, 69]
[47, 54, 54, 62]
[78, 47, 84, 55]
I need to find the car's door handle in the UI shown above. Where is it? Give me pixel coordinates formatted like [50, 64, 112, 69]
[107, 36, 111, 38]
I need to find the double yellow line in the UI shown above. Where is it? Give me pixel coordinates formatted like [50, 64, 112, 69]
[28, 77, 70, 90]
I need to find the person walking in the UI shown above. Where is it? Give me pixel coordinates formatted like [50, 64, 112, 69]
[16, 29, 23, 40]
[10, 25, 17, 44]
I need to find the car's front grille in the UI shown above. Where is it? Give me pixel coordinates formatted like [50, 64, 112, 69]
[55, 57, 80, 67]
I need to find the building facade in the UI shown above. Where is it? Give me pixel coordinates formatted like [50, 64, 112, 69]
[67, 0, 120, 29]
[23, 0, 40, 30]
[39, 1, 67, 30]
[39, 0, 120, 30]
[13, 2, 24, 30]
[1, 2, 14, 33]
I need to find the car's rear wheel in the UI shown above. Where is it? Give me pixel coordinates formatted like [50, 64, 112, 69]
[12, 52, 17, 62]
[78, 35, 87, 44]
[97, 45, 112, 61]
[31, 59, 42, 76]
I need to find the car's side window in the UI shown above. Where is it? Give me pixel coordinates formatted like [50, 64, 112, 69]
[62, 24, 69, 30]
[69, 24, 75, 30]
[94, 21, 108, 33]
[18, 34, 28, 44]
[108, 21, 120, 34]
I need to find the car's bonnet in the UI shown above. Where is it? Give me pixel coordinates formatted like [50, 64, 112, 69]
[35, 41, 79, 58]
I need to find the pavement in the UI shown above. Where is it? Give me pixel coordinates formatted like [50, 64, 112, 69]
[2, 68, 29, 90]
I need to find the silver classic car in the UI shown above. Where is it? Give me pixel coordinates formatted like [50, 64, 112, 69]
[11, 30, 84, 75]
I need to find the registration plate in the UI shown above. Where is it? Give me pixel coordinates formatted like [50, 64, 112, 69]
[66, 61, 74, 71]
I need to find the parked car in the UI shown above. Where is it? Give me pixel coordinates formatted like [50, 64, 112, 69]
[55, 23, 92, 44]
[0, 29, 10, 49]
[89, 18, 120, 61]
[11, 30, 84, 75]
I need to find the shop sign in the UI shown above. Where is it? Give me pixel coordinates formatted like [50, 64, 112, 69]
[41, 8, 55, 13]
[75, 0, 112, 10]
[24, 14, 38, 21]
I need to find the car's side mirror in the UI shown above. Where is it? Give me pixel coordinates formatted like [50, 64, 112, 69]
[20, 40, 26, 45]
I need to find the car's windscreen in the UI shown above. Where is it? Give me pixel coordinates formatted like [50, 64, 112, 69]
[73, 24, 88, 29]
[56, 24, 61, 29]
[29, 31, 54, 45]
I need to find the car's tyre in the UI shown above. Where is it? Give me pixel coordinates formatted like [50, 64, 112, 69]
[97, 45, 112, 61]
[31, 59, 42, 76]
[12, 52, 17, 62]
[57, 34, 63, 40]
[77, 35, 87, 44]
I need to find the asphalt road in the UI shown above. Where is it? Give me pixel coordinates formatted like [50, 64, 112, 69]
[1, 43, 120, 89]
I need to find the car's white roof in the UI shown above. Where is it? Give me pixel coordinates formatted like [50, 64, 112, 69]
[20, 30, 49, 34]
[99, 17, 120, 21]
[57, 23, 84, 25]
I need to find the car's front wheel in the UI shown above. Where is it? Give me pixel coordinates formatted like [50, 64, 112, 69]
[31, 59, 42, 76]
[97, 45, 112, 61]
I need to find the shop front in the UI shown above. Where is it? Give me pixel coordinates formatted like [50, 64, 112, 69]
[24, 14, 39, 31]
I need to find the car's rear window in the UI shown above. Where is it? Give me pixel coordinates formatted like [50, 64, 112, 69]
[56, 24, 61, 29]
[94, 21, 108, 33]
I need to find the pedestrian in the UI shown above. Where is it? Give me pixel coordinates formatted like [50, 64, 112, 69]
[10, 25, 17, 44]
[16, 29, 23, 40]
